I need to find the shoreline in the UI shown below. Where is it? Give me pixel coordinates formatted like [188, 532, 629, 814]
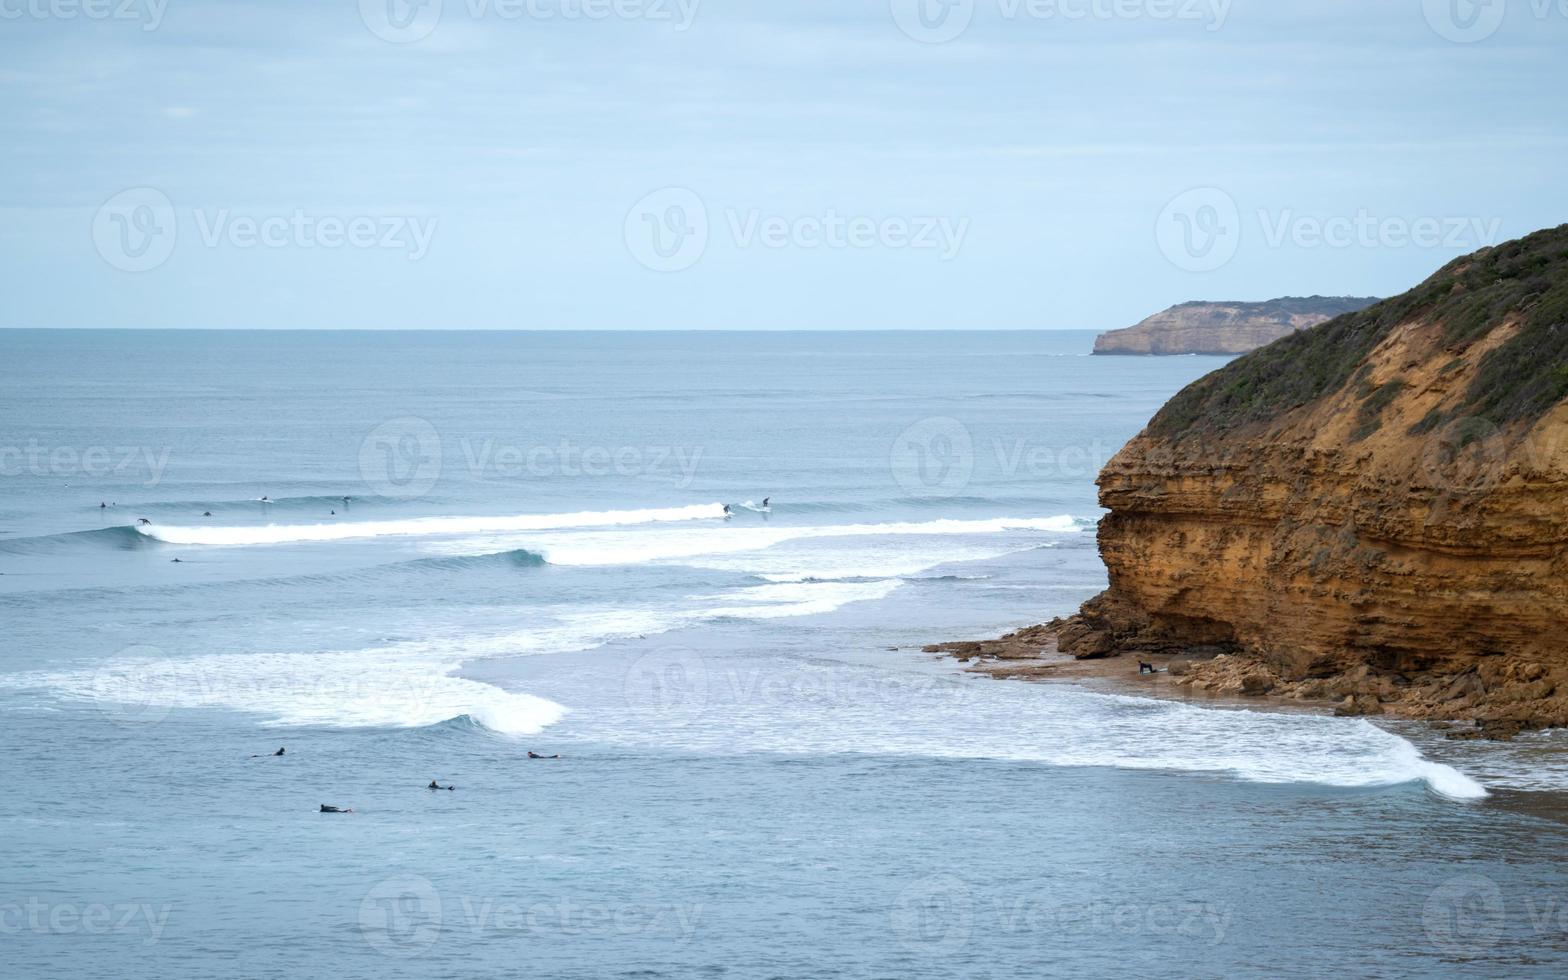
[926, 617, 1567, 742]
[922, 623, 1445, 727]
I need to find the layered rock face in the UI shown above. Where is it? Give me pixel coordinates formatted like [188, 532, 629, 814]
[1093, 296, 1380, 355]
[1073, 228, 1568, 733]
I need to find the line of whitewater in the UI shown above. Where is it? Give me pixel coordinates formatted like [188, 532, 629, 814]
[134, 503, 729, 546]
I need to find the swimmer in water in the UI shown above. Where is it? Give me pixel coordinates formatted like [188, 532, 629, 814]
[427, 780, 455, 791]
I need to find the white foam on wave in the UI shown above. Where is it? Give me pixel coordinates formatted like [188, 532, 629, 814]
[4, 568, 918, 734]
[0, 616, 662, 735]
[695, 579, 905, 620]
[435, 515, 1082, 568]
[19, 649, 568, 735]
[134, 503, 728, 546]
[575, 652, 1488, 799]
[708, 540, 1028, 583]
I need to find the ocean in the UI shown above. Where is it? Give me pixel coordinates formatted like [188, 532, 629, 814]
[2, 328, 1567, 978]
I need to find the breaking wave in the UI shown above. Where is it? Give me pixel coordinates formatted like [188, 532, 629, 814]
[133, 503, 728, 546]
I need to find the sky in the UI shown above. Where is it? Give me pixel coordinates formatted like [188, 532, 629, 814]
[1, 0, 1566, 330]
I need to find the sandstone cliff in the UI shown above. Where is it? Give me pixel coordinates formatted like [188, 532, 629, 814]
[1069, 227, 1568, 736]
[1093, 296, 1380, 355]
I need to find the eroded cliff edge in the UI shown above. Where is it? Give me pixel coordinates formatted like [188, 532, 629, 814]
[1074, 228, 1568, 736]
[1093, 296, 1380, 355]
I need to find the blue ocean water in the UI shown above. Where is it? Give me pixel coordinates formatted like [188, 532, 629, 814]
[3, 329, 1567, 978]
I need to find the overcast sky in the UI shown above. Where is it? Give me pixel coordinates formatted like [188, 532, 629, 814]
[2, 0, 1565, 329]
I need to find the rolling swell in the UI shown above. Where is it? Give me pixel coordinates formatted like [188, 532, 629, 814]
[0, 525, 158, 555]
[407, 548, 548, 573]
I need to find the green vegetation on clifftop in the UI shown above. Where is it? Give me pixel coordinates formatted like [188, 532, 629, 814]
[1147, 225, 1568, 440]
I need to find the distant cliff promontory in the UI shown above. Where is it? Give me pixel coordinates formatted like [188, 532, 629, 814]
[1093, 296, 1381, 355]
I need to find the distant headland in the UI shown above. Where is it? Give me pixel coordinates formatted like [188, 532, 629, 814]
[1092, 296, 1382, 356]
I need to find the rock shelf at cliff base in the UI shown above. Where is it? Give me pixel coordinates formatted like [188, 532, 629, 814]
[952, 226, 1568, 740]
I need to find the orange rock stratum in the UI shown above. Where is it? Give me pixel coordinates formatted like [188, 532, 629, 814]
[1066, 226, 1568, 736]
